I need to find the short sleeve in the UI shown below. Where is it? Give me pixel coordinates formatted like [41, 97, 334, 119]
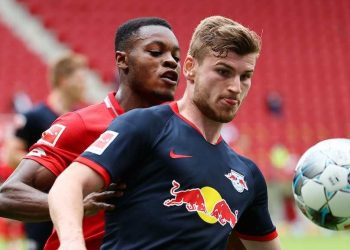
[24, 112, 88, 176]
[234, 161, 277, 241]
[75, 110, 154, 187]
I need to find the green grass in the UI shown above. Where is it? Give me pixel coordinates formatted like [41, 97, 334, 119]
[0, 226, 349, 250]
[280, 231, 350, 250]
[0, 234, 349, 250]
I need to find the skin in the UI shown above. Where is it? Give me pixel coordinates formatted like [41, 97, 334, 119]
[116, 25, 180, 109]
[48, 51, 281, 250]
[0, 24, 180, 222]
[179, 51, 256, 143]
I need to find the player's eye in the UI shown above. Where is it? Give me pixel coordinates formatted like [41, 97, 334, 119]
[240, 73, 252, 82]
[172, 55, 180, 62]
[216, 68, 231, 77]
[149, 51, 162, 57]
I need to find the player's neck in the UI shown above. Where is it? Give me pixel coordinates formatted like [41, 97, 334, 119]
[177, 96, 222, 145]
[116, 85, 158, 111]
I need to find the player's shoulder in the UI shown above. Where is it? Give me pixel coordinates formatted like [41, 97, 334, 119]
[42, 107, 91, 141]
[235, 153, 265, 179]
[236, 154, 257, 168]
[54, 102, 104, 126]
[40, 102, 111, 144]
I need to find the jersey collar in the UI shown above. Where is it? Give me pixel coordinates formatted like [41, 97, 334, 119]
[104, 92, 124, 118]
[169, 102, 223, 145]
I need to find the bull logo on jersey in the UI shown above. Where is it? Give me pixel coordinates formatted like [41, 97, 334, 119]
[163, 180, 238, 228]
[39, 124, 66, 146]
[225, 170, 248, 193]
[163, 180, 206, 212]
[86, 130, 119, 155]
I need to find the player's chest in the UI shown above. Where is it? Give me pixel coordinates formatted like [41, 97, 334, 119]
[146, 132, 254, 211]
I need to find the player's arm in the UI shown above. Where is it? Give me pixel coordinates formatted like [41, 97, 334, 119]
[0, 158, 122, 222]
[0, 159, 56, 221]
[227, 231, 281, 250]
[0, 112, 122, 221]
[240, 238, 281, 250]
[48, 162, 104, 250]
[231, 157, 280, 250]
[227, 232, 247, 250]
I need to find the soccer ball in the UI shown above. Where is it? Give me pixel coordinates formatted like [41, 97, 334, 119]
[292, 138, 350, 230]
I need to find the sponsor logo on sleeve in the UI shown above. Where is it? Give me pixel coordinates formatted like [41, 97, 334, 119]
[86, 131, 119, 155]
[38, 124, 66, 146]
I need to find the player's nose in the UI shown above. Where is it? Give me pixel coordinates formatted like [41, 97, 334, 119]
[162, 52, 179, 69]
[228, 75, 242, 93]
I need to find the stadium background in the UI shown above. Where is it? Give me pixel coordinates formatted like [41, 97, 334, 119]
[0, 0, 349, 249]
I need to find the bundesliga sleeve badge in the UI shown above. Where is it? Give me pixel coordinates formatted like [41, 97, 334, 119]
[38, 124, 66, 146]
[86, 130, 119, 155]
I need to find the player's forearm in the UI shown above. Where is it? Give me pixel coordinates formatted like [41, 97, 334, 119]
[48, 172, 86, 249]
[0, 181, 51, 222]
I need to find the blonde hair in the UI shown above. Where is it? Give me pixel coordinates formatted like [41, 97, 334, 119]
[188, 16, 261, 62]
[50, 53, 87, 88]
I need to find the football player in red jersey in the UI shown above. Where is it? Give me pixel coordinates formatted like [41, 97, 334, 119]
[0, 17, 181, 250]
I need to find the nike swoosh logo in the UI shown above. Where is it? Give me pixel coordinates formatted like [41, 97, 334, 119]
[169, 149, 192, 159]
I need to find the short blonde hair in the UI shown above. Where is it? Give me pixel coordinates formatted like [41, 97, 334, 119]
[50, 53, 87, 88]
[188, 16, 261, 62]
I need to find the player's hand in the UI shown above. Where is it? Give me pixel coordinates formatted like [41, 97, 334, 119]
[83, 182, 126, 216]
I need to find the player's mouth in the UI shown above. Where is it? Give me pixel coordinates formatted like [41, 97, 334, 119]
[222, 97, 240, 107]
[160, 70, 178, 86]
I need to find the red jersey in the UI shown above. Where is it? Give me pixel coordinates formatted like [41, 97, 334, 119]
[24, 92, 124, 250]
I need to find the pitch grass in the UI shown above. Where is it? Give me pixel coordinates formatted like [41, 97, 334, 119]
[280, 232, 350, 250]
[0, 231, 349, 250]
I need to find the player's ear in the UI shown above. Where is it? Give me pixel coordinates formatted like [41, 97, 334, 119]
[116, 51, 128, 70]
[183, 55, 196, 83]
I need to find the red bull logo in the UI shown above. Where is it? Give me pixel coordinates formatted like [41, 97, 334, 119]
[163, 180, 206, 212]
[210, 200, 238, 228]
[164, 180, 238, 228]
[225, 170, 248, 193]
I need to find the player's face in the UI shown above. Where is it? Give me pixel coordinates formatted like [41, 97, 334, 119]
[192, 51, 258, 123]
[126, 25, 181, 104]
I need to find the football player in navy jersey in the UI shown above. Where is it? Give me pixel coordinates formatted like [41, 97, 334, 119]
[49, 16, 281, 250]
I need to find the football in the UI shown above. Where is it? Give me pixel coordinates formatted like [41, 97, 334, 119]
[292, 138, 350, 230]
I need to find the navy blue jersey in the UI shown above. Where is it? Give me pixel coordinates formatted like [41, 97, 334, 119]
[15, 103, 58, 150]
[76, 102, 277, 250]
